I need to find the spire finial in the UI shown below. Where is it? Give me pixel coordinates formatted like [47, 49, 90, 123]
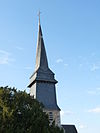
[38, 11, 41, 25]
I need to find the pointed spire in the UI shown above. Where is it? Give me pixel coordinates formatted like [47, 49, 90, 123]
[28, 15, 58, 88]
[35, 15, 48, 71]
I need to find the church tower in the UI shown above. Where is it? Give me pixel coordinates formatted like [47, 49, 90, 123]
[28, 18, 61, 126]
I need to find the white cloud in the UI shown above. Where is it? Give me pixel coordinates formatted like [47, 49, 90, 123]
[90, 64, 100, 71]
[56, 58, 63, 63]
[60, 110, 65, 116]
[97, 87, 100, 91]
[79, 63, 83, 67]
[24, 66, 32, 70]
[64, 63, 68, 67]
[88, 107, 100, 113]
[56, 58, 69, 69]
[78, 124, 87, 129]
[87, 90, 96, 95]
[61, 110, 73, 116]
[16, 46, 23, 51]
[0, 50, 14, 65]
[87, 87, 100, 95]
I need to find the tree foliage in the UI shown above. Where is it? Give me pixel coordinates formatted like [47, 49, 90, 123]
[0, 86, 63, 133]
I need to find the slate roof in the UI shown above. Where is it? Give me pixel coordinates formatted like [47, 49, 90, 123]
[35, 23, 48, 72]
[62, 125, 78, 133]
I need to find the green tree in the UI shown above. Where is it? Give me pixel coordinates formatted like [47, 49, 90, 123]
[0, 86, 63, 133]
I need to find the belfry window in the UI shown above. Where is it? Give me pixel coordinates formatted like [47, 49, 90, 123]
[49, 112, 53, 121]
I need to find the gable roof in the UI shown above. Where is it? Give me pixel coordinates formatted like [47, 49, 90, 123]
[62, 125, 78, 133]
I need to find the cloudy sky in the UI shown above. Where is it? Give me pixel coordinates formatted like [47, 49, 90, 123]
[0, 0, 100, 133]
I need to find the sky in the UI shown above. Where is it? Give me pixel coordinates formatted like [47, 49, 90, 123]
[0, 0, 100, 132]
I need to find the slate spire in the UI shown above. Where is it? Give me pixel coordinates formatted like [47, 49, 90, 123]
[35, 20, 48, 71]
[28, 17, 57, 88]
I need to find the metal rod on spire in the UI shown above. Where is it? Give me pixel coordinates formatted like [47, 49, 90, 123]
[38, 11, 41, 25]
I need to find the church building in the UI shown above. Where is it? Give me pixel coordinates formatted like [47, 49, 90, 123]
[28, 16, 78, 133]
